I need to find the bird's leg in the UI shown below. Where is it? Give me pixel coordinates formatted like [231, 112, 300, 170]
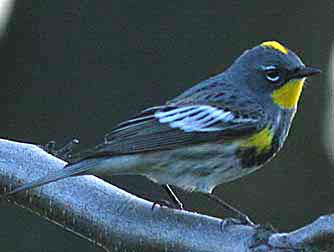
[162, 184, 184, 210]
[206, 193, 255, 226]
[39, 138, 79, 162]
[151, 184, 184, 210]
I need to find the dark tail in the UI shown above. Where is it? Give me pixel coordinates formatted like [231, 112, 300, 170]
[5, 159, 98, 196]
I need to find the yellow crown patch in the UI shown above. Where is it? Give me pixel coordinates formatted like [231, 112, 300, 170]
[261, 41, 289, 55]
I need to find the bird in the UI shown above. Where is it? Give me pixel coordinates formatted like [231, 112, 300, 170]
[6, 41, 320, 225]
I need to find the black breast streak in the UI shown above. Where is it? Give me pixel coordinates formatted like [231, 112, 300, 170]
[238, 108, 295, 169]
[238, 133, 280, 169]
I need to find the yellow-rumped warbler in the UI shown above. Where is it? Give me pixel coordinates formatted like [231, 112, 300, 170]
[7, 41, 320, 225]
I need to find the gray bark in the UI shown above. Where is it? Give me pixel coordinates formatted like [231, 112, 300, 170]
[0, 139, 333, 252]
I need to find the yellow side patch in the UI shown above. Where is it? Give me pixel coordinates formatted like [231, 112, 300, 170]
[261, 41, 289, 55]
[271, 79, 305, 109]
[240, 127, 273, 154]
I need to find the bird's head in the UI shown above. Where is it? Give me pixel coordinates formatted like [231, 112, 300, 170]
[228, 41, 320, 109]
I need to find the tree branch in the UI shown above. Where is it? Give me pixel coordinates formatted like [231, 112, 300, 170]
[0, 139, 333, 252]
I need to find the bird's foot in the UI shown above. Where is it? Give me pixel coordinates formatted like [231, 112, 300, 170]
[237, 212, 256, 226]
[151, 199, 183, 211]
[254, 222, 278, 233]
[220, 215, 256, 230]
[249, 223, 278, 249]
[206, 193, 256, 227]
[220, 218, 243, 230]
[39, 138, 79, 161]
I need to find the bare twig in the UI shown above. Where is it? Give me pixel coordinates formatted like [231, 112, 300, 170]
[0, 139, 333, 252]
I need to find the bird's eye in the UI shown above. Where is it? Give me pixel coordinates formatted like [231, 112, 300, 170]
[264, 66, 281, 83]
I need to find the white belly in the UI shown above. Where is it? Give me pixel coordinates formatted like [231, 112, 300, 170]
[90, 142, 261, 194]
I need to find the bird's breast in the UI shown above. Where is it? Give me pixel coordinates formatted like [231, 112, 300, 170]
[139, 142, 257, 193]
[236, 109, 295, 169]
[236, 126, 277, 168]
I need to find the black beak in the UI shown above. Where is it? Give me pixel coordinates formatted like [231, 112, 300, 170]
[288, 66, 321, 79]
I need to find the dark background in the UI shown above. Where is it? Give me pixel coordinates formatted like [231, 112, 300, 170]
[0, 1, 333, 251]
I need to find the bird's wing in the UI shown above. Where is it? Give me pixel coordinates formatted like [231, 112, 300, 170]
[69, 104, 260, 162]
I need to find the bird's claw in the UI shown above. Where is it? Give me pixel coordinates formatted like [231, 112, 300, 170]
[220, 215, 256, 230]
[39, 138, 79, 161]
[238, 213, 256, 226]
[151, 199, 183, 211]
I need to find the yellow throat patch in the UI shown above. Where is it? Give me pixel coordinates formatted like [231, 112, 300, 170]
[271, 79, 305, 109]
[240, 127, 274, 154]
[261, 41, 289, 55]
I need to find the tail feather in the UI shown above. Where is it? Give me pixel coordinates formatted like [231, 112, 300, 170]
[6, 159, 97, 196]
